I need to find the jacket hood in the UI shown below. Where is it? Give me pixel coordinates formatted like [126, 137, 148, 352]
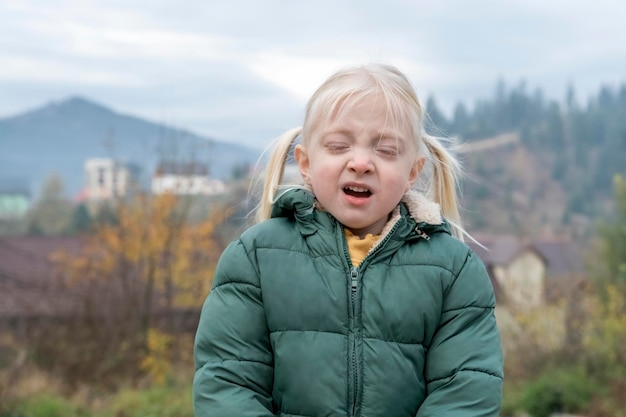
[270, 187, 450, 239]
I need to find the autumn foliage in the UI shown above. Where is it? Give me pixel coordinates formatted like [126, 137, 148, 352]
[35, 192, 224, 387]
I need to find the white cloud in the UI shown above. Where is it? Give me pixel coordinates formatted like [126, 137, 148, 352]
[0, 54, 148, 86]
[248, 54, 350, 101]
[1, 0, 625, 147]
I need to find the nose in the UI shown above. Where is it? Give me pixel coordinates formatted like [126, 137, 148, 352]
[347, 149, 374, 174]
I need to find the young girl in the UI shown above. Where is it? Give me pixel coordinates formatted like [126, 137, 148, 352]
[193, 63, 503, 416]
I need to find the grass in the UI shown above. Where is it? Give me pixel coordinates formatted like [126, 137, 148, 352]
[95, 383, 193, 417]
[1, 367, 194, 417]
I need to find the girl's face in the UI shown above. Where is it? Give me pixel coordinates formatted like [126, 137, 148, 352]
[295, 97, 425, 238]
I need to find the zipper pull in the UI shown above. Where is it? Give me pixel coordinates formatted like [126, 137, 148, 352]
[415, 227, 430, 240]
[350, 268, 358, 292]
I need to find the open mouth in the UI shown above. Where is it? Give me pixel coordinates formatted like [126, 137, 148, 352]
[343, 185, 372, 198]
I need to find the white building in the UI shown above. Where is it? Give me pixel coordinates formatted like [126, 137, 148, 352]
[151, 161, 225, 195]
[84, 158, 140, 200]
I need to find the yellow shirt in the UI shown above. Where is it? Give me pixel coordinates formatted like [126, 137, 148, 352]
[344, 229, 380, 267]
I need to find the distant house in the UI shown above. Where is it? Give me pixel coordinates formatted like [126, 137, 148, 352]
[83, 158, 141, 201]
[152, 161, 225, 195]
[468, 235, 585, 309]
[0, 179, 30, 219]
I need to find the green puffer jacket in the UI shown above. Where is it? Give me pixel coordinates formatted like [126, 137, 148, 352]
[193, 188, 503, 417]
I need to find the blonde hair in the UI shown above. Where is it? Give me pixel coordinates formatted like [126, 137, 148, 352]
[256, 63, 465, 239]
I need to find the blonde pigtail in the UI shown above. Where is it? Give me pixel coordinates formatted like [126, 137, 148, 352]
[256, 127, 303, 222]
[421, 133, 464, 240]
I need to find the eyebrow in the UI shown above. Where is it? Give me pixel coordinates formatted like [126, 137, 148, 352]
[376, 133, 405, 142]
[323, 128, 406, 141]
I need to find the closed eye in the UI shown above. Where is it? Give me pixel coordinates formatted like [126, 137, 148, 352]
[375, 146, 399, 157]
[325, 142, 350, 153]
[374, 136, 404, 158]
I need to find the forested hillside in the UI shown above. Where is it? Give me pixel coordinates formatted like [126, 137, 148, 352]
[425, 81, 626, 236]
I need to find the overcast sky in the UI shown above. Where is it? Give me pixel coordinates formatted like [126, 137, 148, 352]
[1, 0, 625, 148]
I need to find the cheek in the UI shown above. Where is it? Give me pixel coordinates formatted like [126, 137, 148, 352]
[391, 157, 416, 176]
[309, 157, 336, 177]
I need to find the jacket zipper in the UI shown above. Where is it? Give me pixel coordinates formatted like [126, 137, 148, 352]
[350, 267, 358, 416]
[360, 221, 402, 266]
[342, 219, 418, 416]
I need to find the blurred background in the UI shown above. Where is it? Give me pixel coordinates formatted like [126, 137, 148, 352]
[1, 1, 625, 416]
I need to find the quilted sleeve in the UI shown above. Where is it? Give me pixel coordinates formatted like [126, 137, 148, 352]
[416, 249, 504, 417]
[193, 239, 275, 417]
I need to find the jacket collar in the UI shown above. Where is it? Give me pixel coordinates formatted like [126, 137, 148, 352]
[270, 187, 450, 238]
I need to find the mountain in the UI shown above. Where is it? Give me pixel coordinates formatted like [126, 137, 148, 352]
[0, 97, 261, 198]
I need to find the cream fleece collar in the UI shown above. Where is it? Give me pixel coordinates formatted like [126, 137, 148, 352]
[378, 190, 443, 242]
